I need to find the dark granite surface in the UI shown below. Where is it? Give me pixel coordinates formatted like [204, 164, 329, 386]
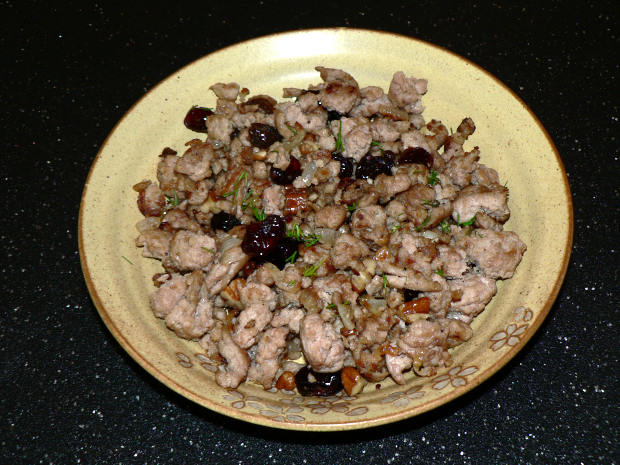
[2, 1, 618, 464]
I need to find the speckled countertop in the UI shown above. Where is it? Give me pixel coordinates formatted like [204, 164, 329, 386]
[2, 1, 618, 464]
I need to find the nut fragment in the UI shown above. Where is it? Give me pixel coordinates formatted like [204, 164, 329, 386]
[275, 371, 296, 391]
[341, 366, 367, 396]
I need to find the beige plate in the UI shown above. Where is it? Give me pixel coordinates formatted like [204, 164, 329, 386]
[79, 28, 573, 431]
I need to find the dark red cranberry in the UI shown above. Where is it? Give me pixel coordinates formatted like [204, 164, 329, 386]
[295, 366, 344, 397]
[210, 211, 241, 232]
[331, 152, 354, 178]
[270, 156, 302, 185]
[248, 123, 282, 149]
[327, 110, 343, 121]
[241, 215, 286, 257]
[264, 237, 299, 269]
[397, 147, 433, 168]
[230, 127, 240, 139]
[184, 106, 213, 132]
[403, 289, 420, 302]
[355, 151, 395, 180]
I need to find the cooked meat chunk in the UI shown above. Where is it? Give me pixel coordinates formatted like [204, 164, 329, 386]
[388, 71, 427, 113]
[314, 205, 347, 229]
[458, 229, 527, 279]
[203, 241, 249, 297]
[270, 306, 305, 333]
[351, 205, 388, 245]
[150, 273, 187, 318]
[247, 327, 289, 388]
[448, 274, 497, 322]
[175, 140, 214, 181]
[385, 353, 413, 385]
[436, 245, 468, 278]
[165, 271, 214, 339]
[330, 233, 370, 269]
[373, 173, 411, 202]
[136, 229, 171, 260]
[333, 117, 372, 161]
[136, 181, 166, 217]
[206, 115, 233, 145]
[300, 313, 345, 373]
[168, 230, 216, 271]
[209, 82, 240, 101]
[452, 184, 510, 224]
[232, 303, 273, 349]
[215, 328, 250, 389]
[262, 185, 284, 216]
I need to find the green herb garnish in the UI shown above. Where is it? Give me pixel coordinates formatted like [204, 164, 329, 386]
[434, 268, 446, 278]
[285, 251, 298, 264]
[389, 223, 402, 233]
[422, 199, 440, 207]
[382, 273, 389, 290]
[285, 123, 298, 136]
[427, 169, 439, 186]
[456, 214, 476, 227]
[371, 141, 385, 155]
[287, 224, 321, 247]
[415, 214, 431, 232]
[439, 219, 450, 234]
[121, 255, 133, 265]
[347, 201, 357, 213]
[201, 247, 216, 254]
[326, 303, 337, 310]
[222, 170, 249, 201]
[303, 257, 326, 277]
[165, 190, 179, 207]
[287, 280, 297, 287]
[335, 120, 344, 152]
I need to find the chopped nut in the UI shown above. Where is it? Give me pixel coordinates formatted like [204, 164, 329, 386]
[275, 371, 296, 391]
[341, 366, 366, 396]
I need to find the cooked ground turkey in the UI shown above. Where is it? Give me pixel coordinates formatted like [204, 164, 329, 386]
[133, 67, 526, 392]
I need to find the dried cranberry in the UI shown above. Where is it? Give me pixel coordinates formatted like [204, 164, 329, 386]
[230, 127, 240, 139]
[184, 106, 213, 132]
[327, 110, 343, 121]
[248, 123, 282, 149]
[331, 152, 354, 178]
[295, 366, 344, 397]
[210, 211, 241, 232]
[397, 147, 433, 168]
[403, 289, 420, 302]
[241, 215, 286, 257]
[270, 156, 302, 185]
[264, 237, 299, 269]
[355, 151, 395, 180]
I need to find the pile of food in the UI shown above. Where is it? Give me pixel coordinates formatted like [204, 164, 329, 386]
[133, 66, 526, 396]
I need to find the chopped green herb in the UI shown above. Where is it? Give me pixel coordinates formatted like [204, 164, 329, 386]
[223, 170, 249, 201]
[241, 189, 254, 210]
[439, 219, 450, 234]
[251, 205, 266, 221]
[335, 120, 344, 152]
[347, 201, 358, 213]
[343, 300, 351, 305]
[287, 280, 297, 287]
[165, 190, 179, 207]
[456, 214, 476, 227]
[389, 223, 402, 233]
[285, 123, 298, 136]
[434, 268, 446, 278]
[326, 303, 337, 309]
[415, 214, 431, 232]
[427, 169, 439, 186]
[285, 250, 298, 264]
[303, 257, 326, 277]
[286, 224, 321, 247]
[382, 273, 389, 290]
[287, 224, 303, 241]
[449, 127, 454, 135]
[422, 199, 440, 207]
[121, 255, 133, 265]
[371, 141, 385, 154]
[201, 247, 216, 254]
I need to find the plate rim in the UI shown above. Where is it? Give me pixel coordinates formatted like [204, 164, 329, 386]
[78, 27, 574, 431]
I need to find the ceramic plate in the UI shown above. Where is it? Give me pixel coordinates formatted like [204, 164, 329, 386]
[79, 28, 573, 431]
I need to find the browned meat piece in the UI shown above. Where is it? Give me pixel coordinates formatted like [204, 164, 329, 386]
[209, 82, 240, 101]
[355, 347, 390, 382]
[280, 102, 328, 132]
[175, 140, 214, 182]
[385, 353, 413, 385]
[232, 303, 273, 349]
[401, 129, 433, 153]
[358, 317, 389, 346]
[136, 229, 172, 260]
[150, 273, 186, 318]
[315, 66, 359, 88]
[471, 164, 500, 187]
[458, 229, 527, 279]
[396, 233, 438, 276]
[436, 244, 468, 278]
[442, 117, 476, 161]
[425, 119, 449, 151]
[168, 230, 216, 271]
[388, 71, 427, 114]
[350, 86, 392, 118]
[161, 209, 201, 232]
[373, 173, 411, 203]
[452, 184, 510, 224]
[377, 260, 442, 292]
[447, 274, 497, 322]
[136, 181, 165, 217]
[270, 306, 305, 333]
[351, 205, 389, 245]
[332, 117, 372, 161]
[445, 147, 480, 187]
[370, 119, 402, 142]
[396, 319, 449, 376]
[215, 328, 250, 389]
[261, 185, 284, 216]
[165, 271, 214, 339]
[330, 233, 370, 269]
[439, 318, 473, 348]
[314, 205, 347, 229]
[247, 326, 289, 388]
[203, 240, 250, 296]
[157, 152, 179, 195]
[205, 114, 233, 144]
[300, 313, 345, 373]
[239, 282, 277, 310]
